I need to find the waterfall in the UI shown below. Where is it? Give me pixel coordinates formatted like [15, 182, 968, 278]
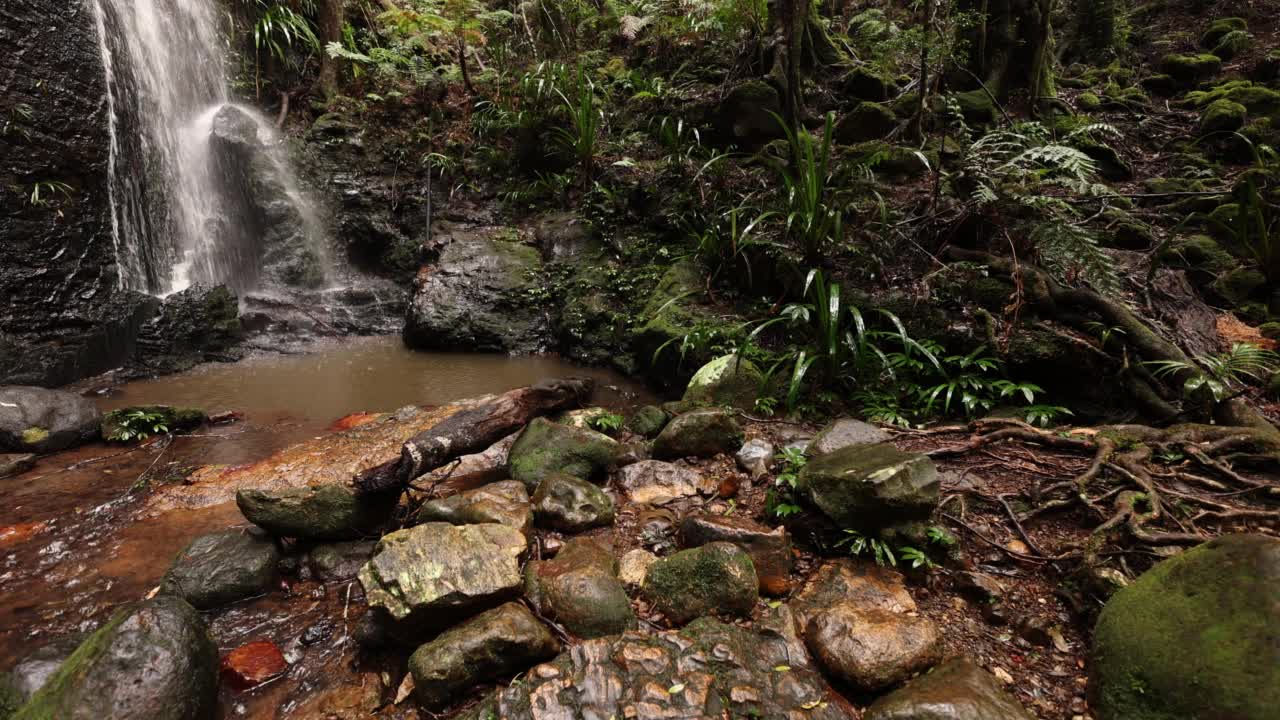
[90, 0, 328, 296]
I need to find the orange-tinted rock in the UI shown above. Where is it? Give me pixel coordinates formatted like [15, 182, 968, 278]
[328, 412, 382, 432]
[221, 640, 287, 689]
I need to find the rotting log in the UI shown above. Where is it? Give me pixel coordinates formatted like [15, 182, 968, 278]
[351, 377, 594, 495]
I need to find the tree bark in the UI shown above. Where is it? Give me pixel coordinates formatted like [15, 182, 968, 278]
[351, 378, 595, 494]
[767, 0, 843, 127]
[317, 0, 345, 101]
[957, 0, 1057, 108]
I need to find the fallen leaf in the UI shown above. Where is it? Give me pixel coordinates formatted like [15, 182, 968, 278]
[1049, 627, 1071, 653]
[993, 666, 1014, 684]
[395, 673, 415, 704]
[667, 683, 684, 694]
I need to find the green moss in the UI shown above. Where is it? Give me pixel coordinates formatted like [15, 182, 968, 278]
[641, 543, 758, 624]
[1200, 98, 1247, 133]
[1160, 53, 1222, 85]
[1200, 18, 1247, 49]
[626, 405, 670, 438]
[1213, 268, 1267, 305]
[1140, 74, 1181, 96]
[1077, 92, 1102, 111]
[1186, 81, 1280, 114]
[19, 427, 48, 447]
[1158, 234, 1235, 285]
[835, 102, 896, 142]
[13, 610, 129, 719]
[952, 89, 996, 124]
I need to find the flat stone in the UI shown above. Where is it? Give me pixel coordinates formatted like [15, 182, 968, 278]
[796, 443, 939, 531]
[652, 408, 743, 459]
[679, 514, 793, 595]
[416, 479, 532, 536]
[735, 438, 773, 481]
[525, 538, 635, 638]
[616, 460, 715, 505]
[0, 453, 35, 479]
[808, 418, 892, 456]
[308, 540, 376, 582]
[618, 548, 658, 590]
[236, 483, 398, 540]
[531, 473, 614, 532]
[864, 658, 1035, 720]
[220, 640, 287, 690]
[0, 385, 101, 454]
[642, 542, 758, 625]
[409, 602, 559, 707]
[161, 529, 280, 610]
[806, 605, 942, 692]
[358, 522, 526, 621]
[792, 559, 917, 630]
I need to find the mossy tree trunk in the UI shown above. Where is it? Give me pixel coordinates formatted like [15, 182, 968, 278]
[317, 0, 344, 101]
[766, 0, 842, 128]
[957, 0, 1057, 110]
[1067, 0, 1119, 62]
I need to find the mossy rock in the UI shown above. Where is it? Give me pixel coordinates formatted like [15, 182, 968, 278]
[635, 260, 740, 386]
[626, 405, 671, 438]
[1101, 83, 1150, 108]
[713, 80, 783, 147]
[1200, 98, 1247, 133]
[1267, 371, 1280, 399]
[1235, 301, 1269, 324]
[1076, 139, 1133, 180]
[952, 89, 997, 124]
[841, 66, 893, 101]
[796, 443, 939, 532]
[1090, 534, 1280, 720]
[1101, 209, 1154, 249]
[641, 542, 758, 625]
[507, 417, 619, 490]
[1186, 81, 1280, 114]
[100, 406, 206, 442]
[1158, 234, 1235, 286]
[1140, 74, 1182, 96]
[1200, 17, 1247, 49]
[1212, 31, 1252, 60]
[1212, 267, 1267, 306]
[835, 102, 897, 142]
[651, 408, 743, 460]
[1258, 321, 1280, 339]
[236, 483, 399, 540]
[855, 142, 934, 181]
[682, 354, 763, 411]
[1160, 53, 1222, 86]
[1077, 92, 1102, 111]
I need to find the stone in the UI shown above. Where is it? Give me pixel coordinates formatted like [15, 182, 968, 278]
[531, 473, 615, 532]
[0, 386, 101, 453]
[507, 417, 619, 490]
[808, 418, 892, 457]
[0, 453, 35, 479]
[807, 606, 941, 692]
[627, 405, 671, 437]
[130, 285, 243, 376]
[3, 635, 83, 705]
[1160, 53, 1222, 86]
[525, 538, 636, 638]
[100, 405, 205, 442]
[409, 602, 559, 708]
[308, 540, 376, 582]
[358, 522, 526, 622]
[680, 514, 793, 595]
[956, 570, 1005, 602]
[220, 640, 287, 690]
[161, 529, 280, 610]
[236, 483, 398, 540]
[713, 80, 784, 146]
[1090, 534, 1280, 720]
[416, 479, 533, 536]
[460, 618, 849, 720]
[836, 102, 898, 142]
[642, 542, 758, 625]
[796, 443, 939, 532]
[1200, 98, 1247, 133]
[616, 460, 715, 505]
[735, 438, 774, 481]
[651, 408, 743, 459]
[534, 211, 601, 260]
[681, 354, 764, 410]
[12, 596, 218, 720]
[1200, 17, 1247, 49]
[792, 559, 916, 629]
[843, 65, 893, 100]
[618, 548, 658, 589]
[864, 658, 1036, 720]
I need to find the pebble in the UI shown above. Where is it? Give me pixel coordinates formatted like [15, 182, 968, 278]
[301, 620, 335, 646]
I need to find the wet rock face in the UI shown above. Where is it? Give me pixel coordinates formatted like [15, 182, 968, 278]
[652, 408, 743, 459]
[236, 483, 398, 540]
[792, 559, 917, 628]
[128, 285, 243, 376]
[531, 473, 615, 532]
[616, 460, 714, 505]
[1090, 534, 1280, 720]
[682, 354, 764, 411]
[358, 522, 526, 622]
[308, 540, 377, 582]
[402, 224, 549, 353]
[0, 453, 36, 479]
[806, 606, 942, 693]
[162, 529, 280, 610]
[507, 417, 619, 490]
[627, 405, 671, 438]
[797, 443, 939, 531]
[642, 542, 759, 625]
[807, 418, 892, 457]
[864, 658, 1035, 720]
[0, 386, 101, 454]
[463, 618, 851, 720]
[3, 634, 83, 705]
[409, 602, 559, 708]
[416, 479, 533, 536]
[680, 514, 793, 596]
[13, 596, 218, 720]
[525, 538, 635, 639]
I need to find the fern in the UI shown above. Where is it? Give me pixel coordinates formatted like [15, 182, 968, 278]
[1032, 222, 1122, 295]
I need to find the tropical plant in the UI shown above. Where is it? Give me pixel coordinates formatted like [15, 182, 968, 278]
[587, 411, 625, 434]
[688, 205, 775, 287]
[767, 111, 843, 265]
[767, 446, 807, 518]
[1146, 343, 1280, 402]
[249, 0, 319, 67]
[107, 410, 170, 442]
[552, 65, 603, 191]
[27, 181, 73, 207]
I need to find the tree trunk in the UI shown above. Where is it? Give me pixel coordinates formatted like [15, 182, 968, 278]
[317, 0, 344, 101]
[957, 0, 1057, 109]
[766, 0, 843, 128]
[1066, 0, 1118, 62]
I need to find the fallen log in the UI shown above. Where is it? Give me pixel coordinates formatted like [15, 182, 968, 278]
[351, 377, 594, 495]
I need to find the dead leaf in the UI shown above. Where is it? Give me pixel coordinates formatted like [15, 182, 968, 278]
[1049, 627, 1071, 653]
[395, 673, 414, 704]
[993, 666, 1014, 684]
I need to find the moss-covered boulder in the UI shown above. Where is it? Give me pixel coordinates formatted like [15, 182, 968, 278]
[236, 483, 398, 540]
[1212, 267, 1267, 305]
[1158, 234, 1235, 287]
[1160, 53, 1222, 86]
[642, 542, 758, 625]
[531, 473, 615, 532]
[507, 417, 618, 490]
[1201, 18, 1247, 49]
[952, 88, 997, 124]
[681, 354, 763, 411]
[1201, 98, 1248, 133]
[1077, 92, 1102, 111]
[712, 80, 783, 147]
[862, 143, 935, 180]
[160, 530, 279, 610]
[842, 65, 894, 101]
[415, 480, 533, 536]
[524, 538, 635, 638]
[626, 405, 670, 437]
[636, 260, 738, 385]
[651, 408, 743, 459]
[1090, 534, 1280, 720]
[836, 102, 898, 142]
[797, 443, 939, 532]
[1187, 81, 1280, 114]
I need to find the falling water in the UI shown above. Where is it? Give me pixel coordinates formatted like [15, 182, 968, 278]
[90, 0, 327, 295]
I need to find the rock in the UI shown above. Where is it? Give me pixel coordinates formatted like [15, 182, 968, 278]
[956, 570, 1005, 602]
[161, 529, 280, 609]
[220, 640, 287, 690]
[679, 515, 793, 595]
[792, 559, 916, 629]
[129, 285, 242, 376]
[1160, 53, 1222, 86]
[616, 460, 715, 505]
[507, 417, 619, 490]
[531, 473, 615, 532]
[613, 441, 650, 466]
[1201, 98, 1248, 133]
[557, 407, 616, 432]
[461, 617, 849, 720]
[100, 405, 205, 442]
[534, 211, 601, 260]
[358, 522, 526, 622]
[3, 635, 83, 705]
[626, 405, 670, 437]
[652, 408, 743, 459]
[0, 386, 101, 453]
[952, 89, 997, 124]
[735, 438, 774, 481]
[642, 542, 758, 625]
[796, 443, 939, 532]
[713, 80, 784, 147]
[836, 102, 898, 142]
[618, 548, 658, 589]
[1090, 534, 1280, 720]
[402, 225, 548, 353]
[806, 606, 942, 692]
[864, 658, 1036, 720]
[0, 453, 35, 479]
[842, 65, 893, 101]
[525, 538, 636, 638]
[409, 602, 559, 707]
[637, 507, 680, 553]
[808, 418, 892, 457]
[636, 261, 731, 386]
[12, 596, 217, 720]
[308, 540, 376, 581]
[236, 483, 398, 540]
[681, 354, 764, 410]
[1200, 17, 1247, 49]
[416, 480, 532, 536]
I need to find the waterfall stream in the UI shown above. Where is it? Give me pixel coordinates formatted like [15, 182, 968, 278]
[90, 0, 327, 296]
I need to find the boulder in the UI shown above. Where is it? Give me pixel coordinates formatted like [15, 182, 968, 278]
[1090, 534, 1280, 720]
[0, 453, 35, 479]
[681, 354, 764, 411]
[408, 602, 559, 708]
[1160, 53, 1222, 86]
[792, 559, 917, 629]
[130, 285, 243, 376]
[0, 386, 101, 453]
[525, 538, 636, 638]
[615, 460, 715, 505]
[735, 438, 774, 481]
[842, 66, 893, 101]
[618, 548, 658, 589]
[680, 515, 793, 595]
[308, 540, 377, 581]
[796, 443, 939, 531]
[12, 596, 218, 720]
[712, 80, 784, 147]
[808, 418, 892, 457]
[531, 473, 615, 532]
[236, 483, 398, 540]
[2, 635, 83, 705]
[642, 542, 759, 625]
[835, 102, 898, 143]
[358, 522, 526, 622]
[864, 658, 1035, 720]
[161, 529, 280, 609]
[416, 479, 533, 536]
[534, 211, 601, 260]
[1200, 17, 1247, 50]
[652, 408, 743, 459]
[626, 405, 670, 437]
[1201, 98, 1248, 133]
[507, 417, 618, 490]
[806, 606, 942, 692]
[461, 617, 849, 720]
[100, 405, 205, 442]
